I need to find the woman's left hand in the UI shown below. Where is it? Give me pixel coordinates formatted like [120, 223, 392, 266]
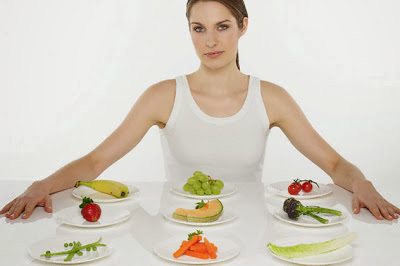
[352, 180, 400, 221]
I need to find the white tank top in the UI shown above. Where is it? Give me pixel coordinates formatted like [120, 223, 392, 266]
[159, 75, 270, 184]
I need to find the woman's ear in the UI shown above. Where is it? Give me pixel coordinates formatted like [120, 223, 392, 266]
[240, 17, 249, 37]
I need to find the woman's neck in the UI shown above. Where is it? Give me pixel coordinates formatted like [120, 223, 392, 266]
[188, 60, 248, 94]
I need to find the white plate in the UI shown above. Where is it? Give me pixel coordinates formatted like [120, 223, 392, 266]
[170, 183, 238, 199]
[266, 182, 332, 199]
[28, 235, 112, 264]
[72, 185, 139, 202]
[56, 205, 131, 228]
[268, 235, 353, 265]
[273, 208, 347, 227]
[163, 207, 237, 226]
[154, 236, 239, 264]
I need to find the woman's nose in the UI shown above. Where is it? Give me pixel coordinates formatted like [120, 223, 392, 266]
[205, 32, 217, 48]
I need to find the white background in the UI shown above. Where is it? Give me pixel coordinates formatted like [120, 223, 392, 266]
[1, 0, 399, 195]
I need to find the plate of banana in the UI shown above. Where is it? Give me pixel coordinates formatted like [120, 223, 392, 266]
[72, 180, 140, 202]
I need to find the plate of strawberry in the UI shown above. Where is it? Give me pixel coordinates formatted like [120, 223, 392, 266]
[56, 197, 131, 228]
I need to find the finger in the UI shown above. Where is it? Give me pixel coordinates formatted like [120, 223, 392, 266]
[6, 199, 20, 219]
[22, 201, 37, 219]
[389, 204, 400, 219]
[0, 199, 16, 214]
[367, 204, 383, 220]
[378, 205, 393, 221]
[352, 197, 361, 214]
[44, 196, 52, 213]
[9, 199, 27, 220]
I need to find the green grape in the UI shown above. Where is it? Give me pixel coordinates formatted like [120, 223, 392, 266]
[64, 243, 68, 248]
[215, 180, 224, 188]
[193, 171, 203, 177]
[183, 183, 191, 192]
[189, 188, 197, 194]
[204, 188, 212, 195]
[198, 174, 208, 183]
[212, 185, 221, 195]
[192, 181, 202, 190]
[86, 247, 91, 251]
[201, 182, 210, 190]
[196, 189, 205, 196]
[187, 177, 197, 185]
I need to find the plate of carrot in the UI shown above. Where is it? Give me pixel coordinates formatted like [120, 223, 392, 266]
[153, 230, 240, 264]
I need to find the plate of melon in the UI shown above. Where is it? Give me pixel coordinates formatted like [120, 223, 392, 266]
[163, 199, 237, 226]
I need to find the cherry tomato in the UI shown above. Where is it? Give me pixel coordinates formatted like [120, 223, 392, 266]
[288, 184, 300, 195]
[301, 181, 313, 193]
[293, 182, 302, 192]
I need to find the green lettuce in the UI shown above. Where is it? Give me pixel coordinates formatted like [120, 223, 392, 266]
[267, 233, 357, 259]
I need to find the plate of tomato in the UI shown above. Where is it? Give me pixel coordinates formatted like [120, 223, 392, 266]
[266, 179, 332, 199]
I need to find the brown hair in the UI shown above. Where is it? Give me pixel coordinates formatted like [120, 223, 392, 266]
[186, 0, 248, 70]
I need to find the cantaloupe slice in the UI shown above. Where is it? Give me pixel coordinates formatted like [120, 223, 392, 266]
[173, 199, 223, 223]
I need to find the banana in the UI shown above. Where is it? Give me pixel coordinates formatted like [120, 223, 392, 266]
[75, 180, 130, 198]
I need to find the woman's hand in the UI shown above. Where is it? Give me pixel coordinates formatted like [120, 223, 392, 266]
[0, 181, 52, 220]
[352, 180, 400, 221]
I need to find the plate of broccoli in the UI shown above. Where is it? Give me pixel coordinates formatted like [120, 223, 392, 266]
[273, 197, 348, 227]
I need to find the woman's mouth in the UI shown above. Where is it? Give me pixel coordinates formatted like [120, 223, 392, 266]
[205, 51, 223, 58]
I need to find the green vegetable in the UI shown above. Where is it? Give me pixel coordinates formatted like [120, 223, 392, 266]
[267, 233, 357, 259]
[79, 197, 94, 209]
[195, 200, 206, 209]
[188, 230, 203, 240]
[283, 197, 342, 224]
[40, 237, 106, 262]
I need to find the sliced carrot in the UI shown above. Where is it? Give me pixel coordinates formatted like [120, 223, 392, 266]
[204, 237, 217, 259]
[184, 250, 209, 260]
[173, 235, 199, 258]
[189, 243, 208, 253]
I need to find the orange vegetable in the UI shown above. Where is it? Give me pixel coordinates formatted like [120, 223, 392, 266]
[184, 250, 210, 260]
[204, 237, 217, 259]
[173, 235, 200, 258]
[189, 243, 218, 253]
[189, 243, 207, 253]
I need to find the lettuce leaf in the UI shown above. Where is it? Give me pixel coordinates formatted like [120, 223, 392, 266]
[267, 233, 357, 259]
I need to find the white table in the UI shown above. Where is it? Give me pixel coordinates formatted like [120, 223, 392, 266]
[0, 180, 399, 265]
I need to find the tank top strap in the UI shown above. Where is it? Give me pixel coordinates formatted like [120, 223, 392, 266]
[251, 76, 270, 131]
[161, 76, 185, 134]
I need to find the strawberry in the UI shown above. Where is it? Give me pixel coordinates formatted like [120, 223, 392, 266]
[81, 203, 101, 222]
[79, 197, 101, 222]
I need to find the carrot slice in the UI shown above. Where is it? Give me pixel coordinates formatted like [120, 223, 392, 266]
[184, 250, 209, 260]
[173, 235, 199, 258]
[204, 237, 217, 259]
[189, 243, 208, 253]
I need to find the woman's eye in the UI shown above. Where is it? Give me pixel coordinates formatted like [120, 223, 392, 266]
[193, 27, 204, 32]
[218, 25, 228, 30]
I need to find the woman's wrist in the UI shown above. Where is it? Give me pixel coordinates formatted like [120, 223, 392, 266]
[351, 178, 373, 194]
[31, 180, 53, 194]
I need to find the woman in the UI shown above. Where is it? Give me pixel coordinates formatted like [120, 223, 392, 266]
[1, 0, 399, 221]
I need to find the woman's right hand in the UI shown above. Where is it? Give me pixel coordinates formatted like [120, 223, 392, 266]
[0, 181, 53, 220]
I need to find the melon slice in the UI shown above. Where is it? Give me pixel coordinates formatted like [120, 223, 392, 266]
[173, 199, 223, 223]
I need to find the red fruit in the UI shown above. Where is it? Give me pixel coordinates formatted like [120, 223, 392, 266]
[81, 203, 101, 222]
[288, 184, 300, 195]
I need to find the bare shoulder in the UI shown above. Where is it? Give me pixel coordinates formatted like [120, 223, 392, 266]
[136, 78, 176, 126]
[144, 78, 176, 100]
[259, 80, 295, 128]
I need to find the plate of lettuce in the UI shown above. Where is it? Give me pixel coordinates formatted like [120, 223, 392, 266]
[267, 233, 356, 265]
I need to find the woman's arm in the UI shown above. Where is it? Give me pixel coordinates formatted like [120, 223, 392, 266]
[0, 79, 176, 219]
[261, 81, 400, 220]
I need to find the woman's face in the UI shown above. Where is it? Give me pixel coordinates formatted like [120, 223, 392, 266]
[188, 1, 248, 70]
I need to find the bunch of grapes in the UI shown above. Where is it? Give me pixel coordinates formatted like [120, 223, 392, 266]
[183, 171, 224, 196]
